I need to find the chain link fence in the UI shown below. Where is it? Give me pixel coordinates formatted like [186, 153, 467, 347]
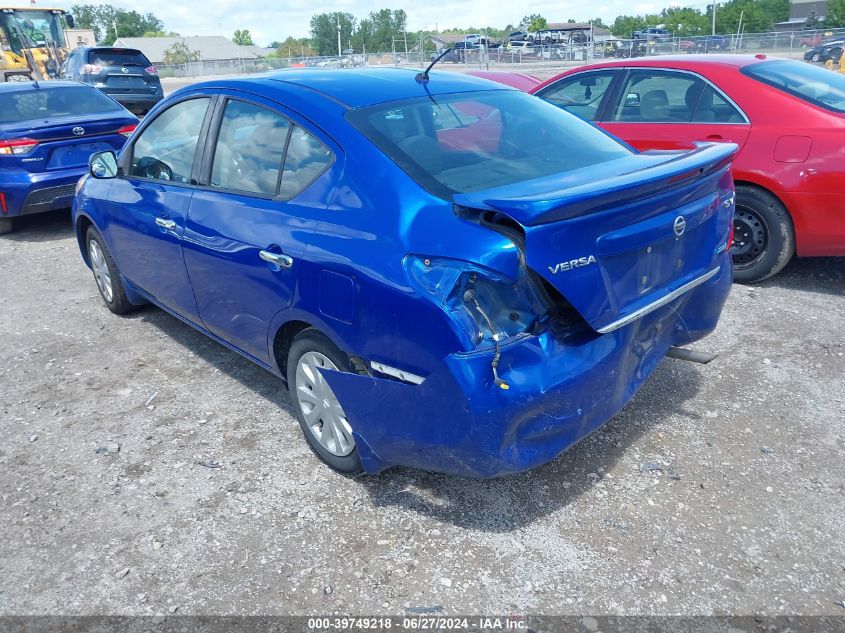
[154, 28, 845, 79]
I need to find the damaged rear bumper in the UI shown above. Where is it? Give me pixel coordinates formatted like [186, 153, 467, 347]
[323, 259, 732, 478]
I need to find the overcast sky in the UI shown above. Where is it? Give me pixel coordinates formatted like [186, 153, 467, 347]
[54, 0, 706, 45]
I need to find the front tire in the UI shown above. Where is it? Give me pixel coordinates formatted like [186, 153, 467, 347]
[86, 227, 135, 314]
[811, 52, 821, 62]
[286, 329, 364, 475]
[732, 186, 795, 283]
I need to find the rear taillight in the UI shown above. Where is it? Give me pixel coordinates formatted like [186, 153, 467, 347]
[0, 138, 39, 155]
[117, 124, 137, 138]
[144, 65, 158, 75]
[81, 64, 102, 74]
[0, 192, 7, 214]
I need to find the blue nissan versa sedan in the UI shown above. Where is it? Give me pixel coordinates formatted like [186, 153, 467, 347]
[72, 69, 737, 478]
[0, 81, 138, 235]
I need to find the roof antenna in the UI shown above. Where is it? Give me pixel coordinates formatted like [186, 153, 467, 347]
[416, 47, 453, 83]
[32, 78, 40, 89]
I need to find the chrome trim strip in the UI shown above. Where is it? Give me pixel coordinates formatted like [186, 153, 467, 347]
[597, 266, 721, 334]
[370, 361, 425, 385]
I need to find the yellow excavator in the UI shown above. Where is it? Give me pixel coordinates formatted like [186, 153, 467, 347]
[0, 6, 74, 82]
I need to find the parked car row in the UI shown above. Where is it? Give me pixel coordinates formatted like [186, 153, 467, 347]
[803, 39, 844, 63]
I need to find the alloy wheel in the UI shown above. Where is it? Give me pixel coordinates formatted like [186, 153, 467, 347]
[294, 351, 355, 457]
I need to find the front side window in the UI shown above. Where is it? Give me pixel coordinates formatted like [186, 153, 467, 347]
[535, 70, 618, 121]
[130, 98, 210, 183]
[742, 59, 845, 114]
[611, 71, 704, 123]
[347, 90, 630, 197]
[210, 99, 290, 195]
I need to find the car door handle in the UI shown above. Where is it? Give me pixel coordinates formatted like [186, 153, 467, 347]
[705, 134, 724, 141]
[155, 217, 176, 229]
[259, 250, 293, 268]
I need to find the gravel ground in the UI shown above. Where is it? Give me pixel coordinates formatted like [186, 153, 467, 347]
[1, 210, 844, 617]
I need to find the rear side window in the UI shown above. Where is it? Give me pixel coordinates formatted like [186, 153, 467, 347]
[279, 126, 333, 198]
[211, 100, 291, 195]
[0, 86, 121, 123]
[742, 59, 845, 113]
[611, 71, 704, 123]
[130, 98, 210, 183]
[88, 49, 150, 67]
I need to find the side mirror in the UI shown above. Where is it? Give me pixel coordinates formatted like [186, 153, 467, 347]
[65, 14, 75, 28]
[625, 92, 640, 107]
[89, 151, 118, 179]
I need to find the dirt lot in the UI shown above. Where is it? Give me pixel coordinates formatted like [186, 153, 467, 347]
[1, 210, 844, 617]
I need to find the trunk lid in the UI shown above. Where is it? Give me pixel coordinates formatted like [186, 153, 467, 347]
[453, 143, 737, 333]
[0, 113, 136, 173]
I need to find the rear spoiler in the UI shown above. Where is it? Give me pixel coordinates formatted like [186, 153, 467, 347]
[453, 142, 738, 227]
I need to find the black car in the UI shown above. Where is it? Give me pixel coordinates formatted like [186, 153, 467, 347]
[60, 47, 163, 115]
[804, 40, 844, 63]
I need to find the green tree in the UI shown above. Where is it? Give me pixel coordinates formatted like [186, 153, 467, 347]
[274, 36, 317, 57]
[825, 0, 845, 27]
[612, 14, 649, 37]
[711, 0, 789, 33]
[233, 29, 254, 46]
[519, 14, 548, 32]
[144, 30, 181, 37]
[350, 9, 407, 53]
[310, 12, 355, 55]
[71, 4, 164, 44]
[162, 41, 199, 64]
[660, 6, 709, 34]
[587, 18, 611, 30]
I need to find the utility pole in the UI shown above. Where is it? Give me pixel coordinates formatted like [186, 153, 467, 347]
[337, 16, 342, 57]
[711, 0, 716, 35]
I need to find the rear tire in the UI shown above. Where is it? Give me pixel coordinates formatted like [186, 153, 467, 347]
[85, 227, 135, 314]
[286, 329, 364, 475]
[732, 186, 795, 284]
[0, 217, 11, 235]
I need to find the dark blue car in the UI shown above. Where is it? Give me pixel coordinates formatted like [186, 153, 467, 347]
[0, 81, 137, 235]
[72, 69, 737, 478]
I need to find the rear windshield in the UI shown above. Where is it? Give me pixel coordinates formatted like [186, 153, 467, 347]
[88, 49, 150, 67]
[346, 89, 630, 197]
[742, 59, 845, 113]
[0, 86, 122, 123]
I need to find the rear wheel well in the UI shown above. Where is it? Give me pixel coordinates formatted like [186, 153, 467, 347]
[733, 181, 791, 216]
[76, 216, 94, 265]
[273, 320, 367, 381]
[273, 320, 312, 379]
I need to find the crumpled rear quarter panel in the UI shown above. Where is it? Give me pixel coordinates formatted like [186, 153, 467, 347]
[323, 261, 731, 478]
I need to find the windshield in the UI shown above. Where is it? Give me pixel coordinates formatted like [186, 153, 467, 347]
[346, 90, 631, 197]
[0, 10, 67, 54]
[0, 86, 122, 124]
[742, 59, 845, 114]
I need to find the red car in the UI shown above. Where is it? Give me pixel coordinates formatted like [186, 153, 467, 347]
[530, 55, 845, 282]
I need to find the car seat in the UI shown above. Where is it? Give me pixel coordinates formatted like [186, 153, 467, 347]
[639, 89, 672, 122]
[397, 135, 444, 174]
